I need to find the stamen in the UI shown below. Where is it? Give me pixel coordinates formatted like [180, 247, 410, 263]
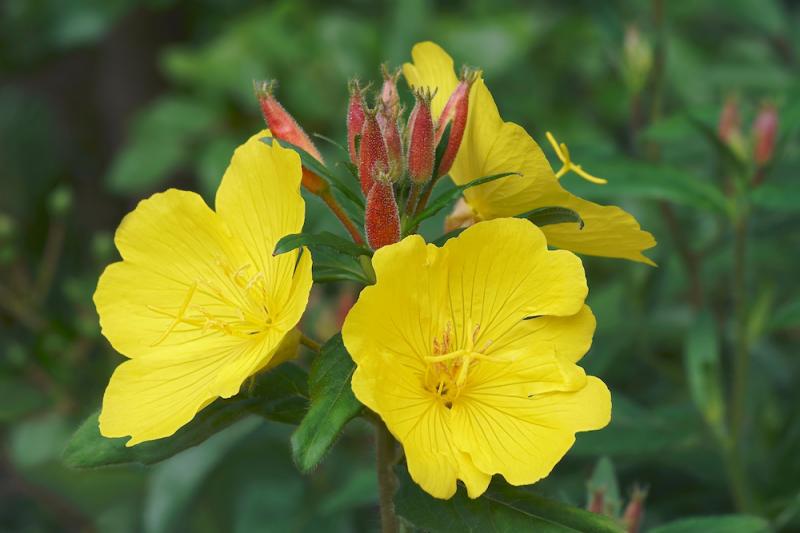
[150, 282, 198, 346]
[546, 131, 608, 185]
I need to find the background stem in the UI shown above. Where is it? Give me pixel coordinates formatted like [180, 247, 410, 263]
[320, 190, 364, 244]
[375, 421, 399, 533]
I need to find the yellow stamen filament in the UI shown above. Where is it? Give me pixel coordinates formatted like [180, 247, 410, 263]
[545, 131, 608, 185]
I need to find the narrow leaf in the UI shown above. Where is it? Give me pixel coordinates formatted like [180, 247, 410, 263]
[291, 334, 363, 473]
[407, 172, 518, 231]
[432, 122, 452, 177]
[395, 468, 624, 532]
[63, 363, 308, 468]
[520, 206, 584, 229]
[649, 515, 771, 533]
[274, 231, 372, 258]
[684, 311, 725, 437]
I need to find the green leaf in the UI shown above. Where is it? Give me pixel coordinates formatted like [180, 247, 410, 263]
[274, 231, 371, 258]
[432, 121, 452, 177]
[520, 206, 584, 229]
[770, 299, 800, 330]
[649, 515, 771, 533]
[260, 136, 364, 211]
[684, 311, 726, 437]
[0, 376, 49, 422]
[290, 334, 362, 473]
[311, 248, 373, 284]
[107, 97, 217, 195]
[395, 468, 624, 533]
[751, 183, 800, 213]
[406, 171, 518, 232]
[63, 363, 308, 469]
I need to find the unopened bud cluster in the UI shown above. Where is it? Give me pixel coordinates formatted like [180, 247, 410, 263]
[254, 63, 476, 251]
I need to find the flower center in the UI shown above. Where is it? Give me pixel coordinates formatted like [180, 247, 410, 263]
[423, 321, 496, 408]
[147, 257, 272, 345]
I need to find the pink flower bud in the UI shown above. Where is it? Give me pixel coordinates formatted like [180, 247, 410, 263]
[347, 80, 367, 165]
[380, 64, 401, 120]
[407, 88, 435, 185]
[753, 103, 778, 166]
[378, 103, 403, 178]
[622, 486, 647, 533]
[587, 487, 605, 514]
[254, 80, 327, 194]
[358, 108, 389, 196]
[435, 68, 478, 177]
[718, 96, 741, 143]
[365, 173, 400, 250]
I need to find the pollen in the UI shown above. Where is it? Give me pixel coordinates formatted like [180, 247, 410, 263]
[546, 131, 608, 185]
[423, 321, 499, 407]
[147, 257, 273, 345]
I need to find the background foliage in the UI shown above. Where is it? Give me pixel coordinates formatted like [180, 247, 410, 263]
[1, 0, 799, 531]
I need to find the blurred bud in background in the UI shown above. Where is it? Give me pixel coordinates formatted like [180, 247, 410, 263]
[753, 103, 778, 167]
[717, 95, 748, 160]
[622, 25, 653, 95]
[622, 485, 648, 533]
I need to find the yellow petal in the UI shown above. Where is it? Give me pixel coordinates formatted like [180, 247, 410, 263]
[403, 41, 459, 119]
[452, 376, 611, 487]
[215, 130, 311, 317]
[99, 336, 275, 446]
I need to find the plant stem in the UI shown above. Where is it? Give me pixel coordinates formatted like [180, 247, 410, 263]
[319, 190, 364, 244]
[299, 333, 321, 352]
[730, 210, 752, 510]
[375, 421, 399, 533]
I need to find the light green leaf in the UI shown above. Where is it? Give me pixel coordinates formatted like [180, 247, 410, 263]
[291, 334, 363, 473]
[395, 468, 624, 532]
[684, 311, 726, 437]
[63, 363, 308, 469]
[649, 515, 771, 533]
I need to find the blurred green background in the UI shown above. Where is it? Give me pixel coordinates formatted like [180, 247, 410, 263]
[1, 0, 799, 531]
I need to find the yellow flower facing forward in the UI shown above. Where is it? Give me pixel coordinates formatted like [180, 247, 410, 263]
[403, 41, 657, 265]
[94, 131, 312, 446]
[342, 218, 611, 499]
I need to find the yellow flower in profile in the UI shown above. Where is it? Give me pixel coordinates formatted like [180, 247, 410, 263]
[403, 41, 657, 265]
[94, 131, 312, 446]
[342, 218, 611, 499]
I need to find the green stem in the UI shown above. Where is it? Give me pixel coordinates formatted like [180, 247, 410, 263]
[375, 421, 399, 533]
[299, 333, 322, 353]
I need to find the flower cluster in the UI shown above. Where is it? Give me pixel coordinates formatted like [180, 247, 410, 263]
[93, 41, 655, 500]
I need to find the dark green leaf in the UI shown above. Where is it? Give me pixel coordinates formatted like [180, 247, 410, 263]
[684, 312, 725, 437]
[260, 136, 364, 211]
[770, 299, 800, 330]
[520, 206, 584, 229]
[432, 121, 452, 178]
[751, 183, 800, 213]
[649, 515, 771, 533]
[63, 363, 308, 468]
[311, 248, 373, 284]
[431, 227, 466, 246]
[274, 231, 371, 258]
[291, 334, 362, 473]
[395, 468, 624, 532]
[406, 172, 518, 232]
[0, 376, 49, 422]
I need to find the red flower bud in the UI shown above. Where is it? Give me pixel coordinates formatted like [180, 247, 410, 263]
[587, 487, 605, 514]
[407, 88, 435, 185]
[378, 103, 403, 178]
[380, 64, 401, 120]
[435, 68, 478, 177]
[718, 96, 741, 143]
[622, 486, 647, 533]
[753, 103, 778, 166]
[365, 173, 400, 250]
[358, 108, 389, 196]
[254, 80, 327, 194]
[347, 80, 367, 165]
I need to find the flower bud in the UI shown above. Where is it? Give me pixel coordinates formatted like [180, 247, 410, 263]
[347, 80, 367, 164]
[587, 487, 605, 514]
[365, 172, 400, 250]
[254, 80, 327, 194]
[380, 64, 401, 120]
[407, 88, 435, 185]
[718, 96, 741, 143]
[622, 486, 647, 533]
[622, 25, 653, 95]
[358, 107, 389, 196]
[378, 102, 403, 178]
[444, 197, 478, 233]
[435, 68, 478, 177]
[753, 103, 778, 166]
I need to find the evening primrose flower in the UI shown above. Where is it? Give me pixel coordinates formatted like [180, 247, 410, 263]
[403, 41, 656, 265]
[342, 218, 610, 499]
[94, 131, 312, 445]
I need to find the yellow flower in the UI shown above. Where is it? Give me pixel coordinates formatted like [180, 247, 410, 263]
[94, 131, 312, 446]
[403, 41, 657, 265]
[342, 218, 611, 499]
